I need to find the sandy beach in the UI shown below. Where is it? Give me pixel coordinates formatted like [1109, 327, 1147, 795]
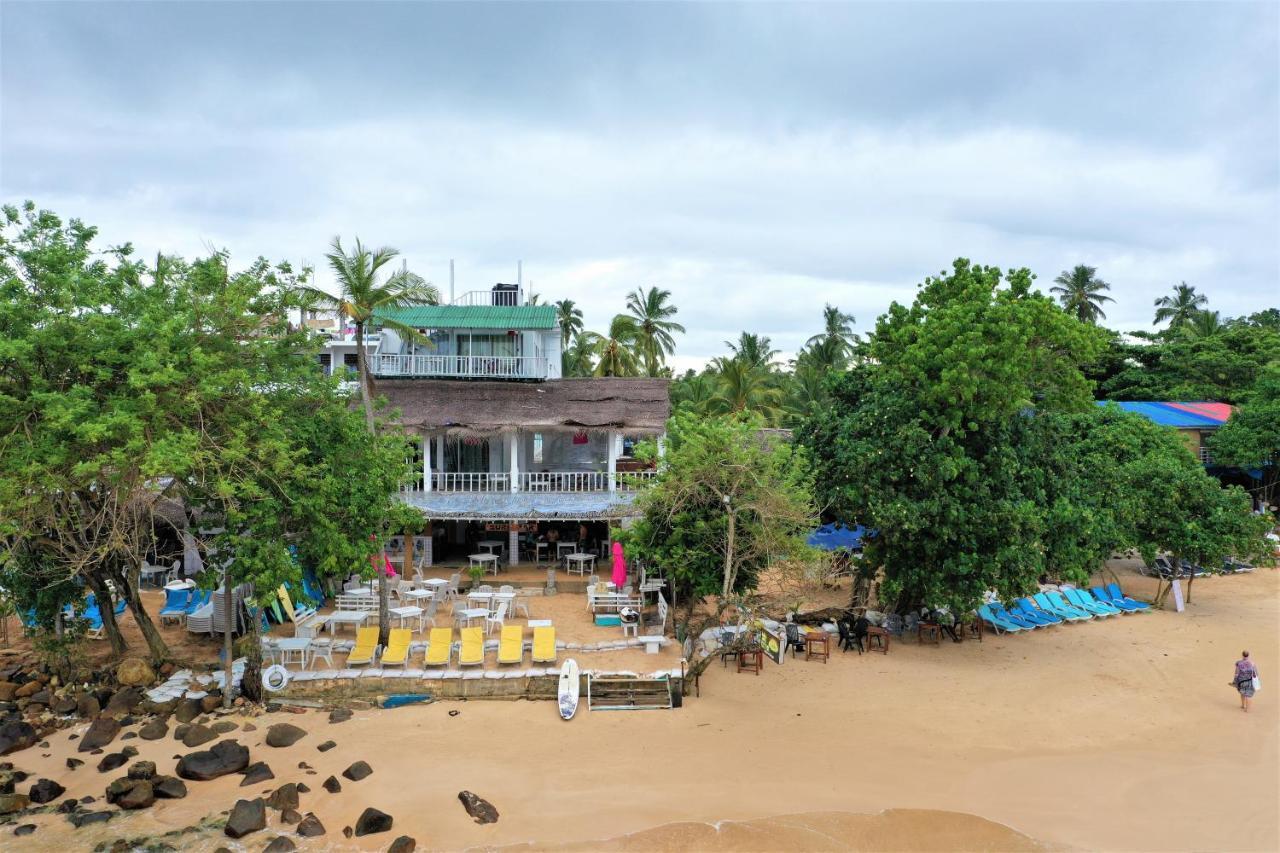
[6, 562, 1277, 851]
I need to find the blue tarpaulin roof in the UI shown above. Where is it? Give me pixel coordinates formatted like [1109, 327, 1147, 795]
[807, 523, 868, 551]
[1096, 401, 1229, 429]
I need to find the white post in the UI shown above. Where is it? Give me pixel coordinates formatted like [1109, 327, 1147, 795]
[423, 434, 431, 492]
[435, 435, 445, 474]
[508, 431, 519, 493]
[509, 526, 520, 568]
[607, 429, 618, 493]
[657, 435, 667, 469]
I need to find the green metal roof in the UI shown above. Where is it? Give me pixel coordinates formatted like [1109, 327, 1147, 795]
[373, 304, 558, 331]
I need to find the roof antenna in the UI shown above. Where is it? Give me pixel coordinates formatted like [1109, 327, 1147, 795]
[450, 259, 455, 304]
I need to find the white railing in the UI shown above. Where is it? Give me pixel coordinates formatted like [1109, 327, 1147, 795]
[616, 470, 658, 491]
[430, 472, 511, 492]
[1198, 446, 1213, 464]
[452, 289, 524, 307]
[372, 353, 548, 380]
[518, 471, 609, 492]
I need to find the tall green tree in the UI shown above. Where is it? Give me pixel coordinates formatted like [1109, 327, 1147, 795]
[709, 357, 784, 420]
[1050, 264, 1114, 324]
[555, 298, 584, 348]
[1153, 281, 1208, 332]
[804, 304, 858, 364]
[561, 335, 596, 377]
[1183, 309, 1225, 339]
[625, 286, 685, 376]
[583, 316, 641, 377]
[1210, 363, 1280, 514]
[299, 238, 438, 432]
[724, 332, 779, 372]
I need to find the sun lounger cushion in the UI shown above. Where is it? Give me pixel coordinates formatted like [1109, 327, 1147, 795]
[381, 628, 412, 666]
[346, 626, 380, 666]
[459, 627, 485, 666]
[497, 625, 524, 664]
[531, 625, 557, 662]
[424, 628, 453, 666]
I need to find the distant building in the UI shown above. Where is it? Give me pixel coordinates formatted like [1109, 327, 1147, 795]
[1097, 401, 1233, 465]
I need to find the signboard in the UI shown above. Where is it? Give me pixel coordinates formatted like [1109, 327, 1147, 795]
[1171, 579, 1185, 612]
[756, 621, 786, 665]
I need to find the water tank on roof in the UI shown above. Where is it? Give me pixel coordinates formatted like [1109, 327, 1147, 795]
[492, 283, 519, 306]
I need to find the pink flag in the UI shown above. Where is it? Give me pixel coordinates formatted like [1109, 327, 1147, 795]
[611, 541, 627, 589]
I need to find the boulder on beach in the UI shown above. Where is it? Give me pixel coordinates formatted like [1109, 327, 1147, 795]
[317, 740, 336, 752]
[174, 699, 202, 724]
[116, 658, 155, 687]
[96, 752, 128, 773]
[354, 807, 393, 836]
[127, 761, 156, 780]
[263, 837, 296, 853]
[296, 812, 326, 837]
[181, 724, 217, 748]
[0, 721, 37, 755]
[152, 775, 187, 799]
[322, 775, 341, 793]
[176, 739, 249, 781]
[342, 760, 372, 782]
[280, 808, 301, 824]
[0, 793, 30, 814]
[388, 836, 417, 853]
[224, 797, 266, 839]
[28, 778, 66, 804]
[328, 708, 352, 724]
[210, 720, 238, 735]
[240, 761, 275, 786]
[458, 790, 499, 824]
[77, 695, 100, 718]
[138, 719, 168, 741]
[265, 723, 307, 748]
[266, 782, 298, 811]
[78, 717, 120, 752]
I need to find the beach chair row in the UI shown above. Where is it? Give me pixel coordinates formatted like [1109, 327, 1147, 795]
[343, 624, 558, 668]
[979, 584, 1151, 634]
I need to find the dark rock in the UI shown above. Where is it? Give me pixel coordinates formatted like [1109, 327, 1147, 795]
[0, 793, 30, 814]
[328, 708, 352, 724]
[173, 723, 191, 742]
[388, 836, 417, 853]
[0, 683, 16, 702]
[14, 682, 40, 698]
[240, 761, 274, 786]
[210, 720, 237, 735]
[354, 807, 392, 836]
[317, 740, 336, 752]
[176, 739, 250, 781]
[174, 699, 202, 724]
[342, 760, 372, 782]
[343, 826, 353, 838]
[224, 797, 266, 839]
[97, 752, 128, 773]
[263, 837, 296, 853]
[117, 780, 155, 810]
[105, 687, 142, 715]
[321, 775, 341, 794]
[68, 809, 113, 828]
[295, 782, 310, 793]
[158, 663, 174, 678]
[0, 720, 38, 755]
[13, 823, 36, 836]
[264, 723, 306, 748]
[53, 696, 78, 715]
[199, 695, 222, 714]
[458, 790, 499, 824]
[297, 761, 312, 770]
[0, 773, 13, 795]
[29, 777, 66, 803]
[28, 690, 51, 705]
[127, 761, 156, 780]
[120, 732, 137, 741]
[241, 723, 257, 732]
[138, 719, 168, 740]
[66, 758, 84, 770]
[58, 797, 78, 813]
[280, 808, 301, 824]
[121, 745, 138, 758]
[265, 782, 297, 811]
[151, 775, 187, 799]
[181, 724, 217, 748]
[77, 695, 101, 718]
[80, 794, 96, 803]
[78, 717, 121, 752]
[295, 813, 326, 837]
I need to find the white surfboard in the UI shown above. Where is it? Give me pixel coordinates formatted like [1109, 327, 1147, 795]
[558, 658, 580, 720]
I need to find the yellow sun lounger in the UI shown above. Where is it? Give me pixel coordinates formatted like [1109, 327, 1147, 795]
[531, 625, 556, 663]
[459, 626, 485, 666]
[346, 626, 379, 666]
[424, 627, 453, 666]
[497, 625, 524, 665]
[381, 628, 412, 667]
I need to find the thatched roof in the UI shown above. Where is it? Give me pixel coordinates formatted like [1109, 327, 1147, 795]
[399, 491, 640, 520]
[375, 377, 671, 435]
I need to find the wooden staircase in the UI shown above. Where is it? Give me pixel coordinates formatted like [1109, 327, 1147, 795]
[586, 675, 673, 711]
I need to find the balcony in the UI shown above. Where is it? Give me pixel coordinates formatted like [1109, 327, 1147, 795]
[1198, 446, 1214, 465]
[372, 353, 550, 381]
[412, 470, 657, 493]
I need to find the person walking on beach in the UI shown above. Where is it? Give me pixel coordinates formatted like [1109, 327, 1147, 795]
[1231, 651, 1259, 712]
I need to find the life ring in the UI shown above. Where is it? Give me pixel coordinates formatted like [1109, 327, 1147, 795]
[262, 664, 291, 693]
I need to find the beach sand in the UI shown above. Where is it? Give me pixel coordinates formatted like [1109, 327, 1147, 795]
[8, 562, 1277, 851]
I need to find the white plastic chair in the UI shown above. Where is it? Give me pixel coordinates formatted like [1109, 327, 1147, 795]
[484, 602, 508, 637]
[309, 637, 334, 669]
[422, 595, 440, 628]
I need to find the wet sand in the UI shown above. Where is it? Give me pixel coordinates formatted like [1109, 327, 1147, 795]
[9, 563, 1278, 851]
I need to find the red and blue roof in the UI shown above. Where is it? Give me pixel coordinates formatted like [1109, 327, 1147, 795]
[1096, 401, 1233, 428]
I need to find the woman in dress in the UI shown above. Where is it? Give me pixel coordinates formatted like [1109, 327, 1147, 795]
[1232, 650, 1258, 712]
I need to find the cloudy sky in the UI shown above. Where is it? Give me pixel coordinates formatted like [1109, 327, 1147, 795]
[3, 2, 1277, 369]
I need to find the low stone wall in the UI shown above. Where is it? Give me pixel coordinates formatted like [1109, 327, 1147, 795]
[278, 668, 683, 703]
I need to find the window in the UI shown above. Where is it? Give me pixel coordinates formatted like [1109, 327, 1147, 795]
[318, 353, 332, 375]
[533, 433, 543, 465]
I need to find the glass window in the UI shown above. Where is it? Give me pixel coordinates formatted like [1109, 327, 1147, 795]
[533, 433, 543, 465]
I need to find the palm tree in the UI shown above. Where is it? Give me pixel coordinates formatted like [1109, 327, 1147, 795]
[299, 238, 438, 432]
[724, 332, 779, 372]
[625, 286, 685, 376]
[784, 361, 830, 425]
[1153, 282, 1208, 331]
[1050, 265, 1114, 324]
[1184, 309, 1225, 339]
[561, 336, 596, 377]
[582, 316, 640, 377]
[710, 357, 784, 421]
[671, 370, 718, 416]
[555, 299, 584, 348]
[805, 305, 858, 363]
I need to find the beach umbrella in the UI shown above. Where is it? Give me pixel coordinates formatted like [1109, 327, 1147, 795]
[611, 540, 627, 589]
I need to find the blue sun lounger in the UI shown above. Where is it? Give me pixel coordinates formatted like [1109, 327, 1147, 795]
[990, 602, 1040, 630]
[1062, 586, 1120, 617]
[159, 587, 194, 625]
[1013, 598, 1061, 626]
[1092, 586, 1140, 612]
[978, 604, 1024, 634]
[1034, 591, 1091, 622]
[1045, 590, 1098, 620]
[1105, 583, 1151, 611]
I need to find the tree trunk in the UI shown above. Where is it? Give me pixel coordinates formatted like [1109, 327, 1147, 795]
[84, 571, 127, 657]
[222, 574, 234, 709]
[355, 322, 376, 432]
[377, 550, 391, 647]
[1185, 573, 1194, 604]
[721, 508, 736, 597]
[109, 563, 169, 662]
[241, 606, 263, 704]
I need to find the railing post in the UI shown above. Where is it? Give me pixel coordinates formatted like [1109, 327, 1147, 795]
[508, 432, 519, 493]
[423, 434, 431, 492]
[608, 429, 618, 493]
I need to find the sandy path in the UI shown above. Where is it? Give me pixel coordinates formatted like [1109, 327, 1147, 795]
[10, 565, 1278, 851]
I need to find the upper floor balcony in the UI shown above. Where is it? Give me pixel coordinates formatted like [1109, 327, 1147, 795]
[371, 353, 550, 381]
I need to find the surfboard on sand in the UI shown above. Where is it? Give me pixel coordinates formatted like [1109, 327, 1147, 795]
[558, 659, 580, 720]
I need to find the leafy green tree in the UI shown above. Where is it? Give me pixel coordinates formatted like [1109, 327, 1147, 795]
[709, 357, 784, 420]
[1153, 281, 1208, 332]
[555, 298, 584, 348]
[1210, 363, 1280, 513]
[1050, 264, 1114, 324]
[1183, 309, 1225, 339]
[804, 304, 858, 364]
[625, 286, 685, 376]
[724, 332, 779, 371]
[670, 369, 719, 416]
[561, 335, 596, 377]
[1097, 324, 1280, 404]
[583, 315, 641, 377]
[299, 238, 438, 432]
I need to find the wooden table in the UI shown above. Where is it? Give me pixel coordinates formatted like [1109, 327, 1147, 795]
[737, 647, 764, 675]
[804, 630, 830, 663]
[866, 625, 890, 654]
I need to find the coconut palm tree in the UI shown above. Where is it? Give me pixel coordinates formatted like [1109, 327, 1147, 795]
[299, 237, 438, 432]
[555, 299, 584, 348]
[1050, 265, 1114, 324]
[671, 370, 719, 416]
[1184, 309, 1225, 339]
[710, 357, 784, 421]
[582, 315, 640, 377]
[805, 304, 858, 363]
[625, 286, 685, 376]
[1153, 282, 1208, 331]
[561, 336, 596, 377]
[724, 332, 779, 372]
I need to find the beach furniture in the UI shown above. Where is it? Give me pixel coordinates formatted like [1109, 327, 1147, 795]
[346, 626, 380, 666]
[1046, 590, 1100, 620]
[424, 627, 453, 666]
[1063, 587, 1121, 617]
[1013, 597, 1061, 626]
[497, 624, 524, 665]
[185, 588, 212, 616]
[159, 588, 193, 626]
[977, 604, 1024, 634]
[459, 626, 485, 666]
[989, 602, 1040, 630]
[381, 628, 412, 667]
[309, 637, 334, 669]
[1105, 583, 1151, 611]
[532, 625, 557, 663]
[1033, 592, 1090, 622]
[484, 602, 508, 636]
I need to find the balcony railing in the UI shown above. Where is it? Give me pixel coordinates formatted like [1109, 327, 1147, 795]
[616, 470, 658, 491]
[372, 354, 549, 380]
[431, 472, 511, 492]
[418, 470, 658, 493]
[1198, 446, 1213, 465]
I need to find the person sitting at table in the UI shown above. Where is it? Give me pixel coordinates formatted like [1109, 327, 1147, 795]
[546, 527, 560, 544]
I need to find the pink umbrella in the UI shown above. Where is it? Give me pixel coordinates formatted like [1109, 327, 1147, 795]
[611, 541, 627, 589]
